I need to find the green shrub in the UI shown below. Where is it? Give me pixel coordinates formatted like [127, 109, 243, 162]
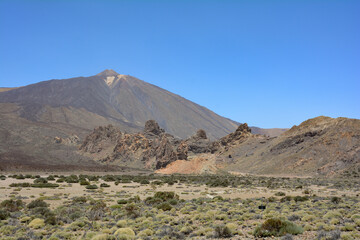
[268, 196, 277, 202]
[9, 182, 31, 187]
[34, 177, 48, 184]
[45, 213, 57, 225]
[102, 175, 116, 182]
[86, 184, 98, 189]
[27, 199, 49, 209]
[275, 192, 286, 196]
[72, 196, 87, 204]
[145, 191, 179, 206]
[65, 175, 79, 183]
[254, 218, 303, 237]
[140, 179, 150, 184]
[16, 174, 25, 179]
[88, 200, 107, 221]
[0, 225, 16, 235]
[154, 191, 179, 201]
[47, 175, 55, 181]
[31, 183, 59, 188]
[331, 196, 341, 204]
[138, 229, 153, 237]
[151, 180, 162, 185]
[214, 225, 233, 238]
[117, 199, 128, 205]
[169, 199, 178, 205]
[156, 202, 173, 211]
[213, 196, 224, 201]
[116, 220, 127, 228]
[28, 218, 45, 229]
[100, 183, 110, 188]
[293, 196, 309, 202]
[80, 179, 90, 185]
[113, 227, 135, 239]
[206, 178, 230, 187]
[0, 209, 9, 220]
[0, 199, 24, 211]
[280, 196, 293, 202]
[124, 203, 139, 218]
[31, 206, 51, 217]
[91, 233, 109, 240]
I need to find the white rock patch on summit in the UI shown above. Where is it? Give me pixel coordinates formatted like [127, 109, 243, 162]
[105, 76, 116, 86]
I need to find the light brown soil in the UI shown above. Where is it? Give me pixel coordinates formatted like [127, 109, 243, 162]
[155, 154, 218, 174]
[1, 177, 358, 209]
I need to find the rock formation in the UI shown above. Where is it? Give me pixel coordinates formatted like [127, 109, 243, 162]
[79, 120, 215, 169]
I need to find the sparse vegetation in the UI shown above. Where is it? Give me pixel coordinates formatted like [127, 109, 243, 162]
[0, 173, 359, 239]
[254, 218, 303, 237]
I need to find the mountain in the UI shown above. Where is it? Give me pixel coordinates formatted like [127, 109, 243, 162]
[0, 69, 239, 170]
[157, 116, 360, 176]
[0, 69, 293, 172]
[78, 116, 360, 177]
[0, 69, 238, 140]
[217, 116, 360, 176]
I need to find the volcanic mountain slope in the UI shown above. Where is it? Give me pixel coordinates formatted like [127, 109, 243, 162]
[0, 69, 238, 139]
[156, 116, 360, 176]
[218, 116, 360, 176]
[0, 103, 110, 171]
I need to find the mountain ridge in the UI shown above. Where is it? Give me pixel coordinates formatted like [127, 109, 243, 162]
[0, 70, 280, 139]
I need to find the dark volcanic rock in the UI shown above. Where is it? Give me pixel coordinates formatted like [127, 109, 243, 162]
[195, 129, 207, 139]
[144, 120, 164, 136]
[210, 123, 252, 152]
[183, 129, 211, 154]
[80, 120, 191, 169]
[80, 125, 122, 153]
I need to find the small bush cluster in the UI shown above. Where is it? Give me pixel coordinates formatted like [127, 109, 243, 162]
[254, 218, 303, 237]
[0, 199, 24, 212]
[145, 191, 180, 211]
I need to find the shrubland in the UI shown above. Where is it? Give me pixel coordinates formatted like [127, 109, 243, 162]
[0, 173, 359, 239]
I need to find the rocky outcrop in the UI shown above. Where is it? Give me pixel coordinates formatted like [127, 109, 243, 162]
[80, 125, 122, 153]
[210, 123, 252, 153]
[79, 120, 256, 171]
[144, 120, 164, 137]
[80, 120, 210, 169]
[54, 135, 80, 145]
[183, 129, 212, 155]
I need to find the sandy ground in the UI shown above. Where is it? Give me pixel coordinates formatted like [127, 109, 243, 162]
[1, 176, 358, 209]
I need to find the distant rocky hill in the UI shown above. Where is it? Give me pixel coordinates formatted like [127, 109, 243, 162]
[218, 116, 360, 176]
[157, 116, 360, 176]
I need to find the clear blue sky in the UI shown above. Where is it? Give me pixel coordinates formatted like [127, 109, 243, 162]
[0, 0, 359, 128]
